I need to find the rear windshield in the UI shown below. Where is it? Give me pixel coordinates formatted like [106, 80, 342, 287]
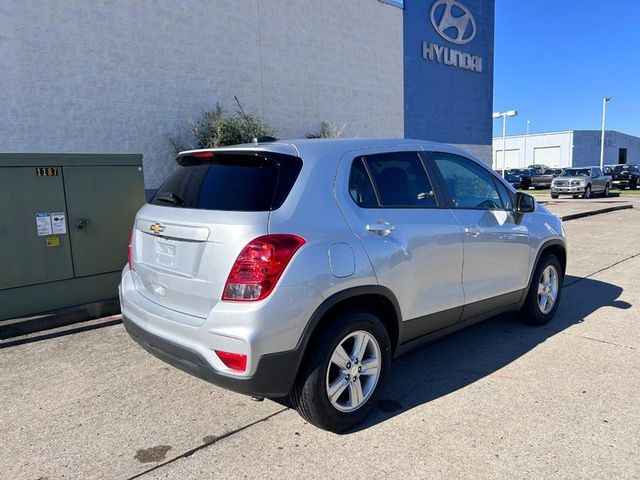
[613, 165, 637, 173]
[151, 152, 302, 211]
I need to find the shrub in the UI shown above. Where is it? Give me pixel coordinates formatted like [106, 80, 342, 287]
[306, 122, 347, 139]
[170, 97, 276, 152]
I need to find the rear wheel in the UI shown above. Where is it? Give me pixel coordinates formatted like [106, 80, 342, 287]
[290, 310, 391, 433]
[582, 185, 592, 199]
[520, 253, 562, 326]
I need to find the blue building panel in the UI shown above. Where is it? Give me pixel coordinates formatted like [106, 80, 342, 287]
[403, 0, 494, 146]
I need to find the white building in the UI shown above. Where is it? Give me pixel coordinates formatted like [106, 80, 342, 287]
[492, 130, 640, 170]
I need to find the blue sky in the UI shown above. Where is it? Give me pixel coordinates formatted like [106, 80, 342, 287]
[493, 0, 639, 137]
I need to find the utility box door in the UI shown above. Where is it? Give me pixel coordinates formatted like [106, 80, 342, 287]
[64, 166, 145, 277]
[0, 167, 74, 289]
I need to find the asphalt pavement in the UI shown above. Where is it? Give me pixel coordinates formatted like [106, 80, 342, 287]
[1, 202, 638, 479]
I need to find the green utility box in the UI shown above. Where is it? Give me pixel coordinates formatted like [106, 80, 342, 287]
[0, 154, 145, 320]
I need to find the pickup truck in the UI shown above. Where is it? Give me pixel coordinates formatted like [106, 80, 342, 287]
[605, 164, 639, 190]
[528, 168, 555, 189]
[550, 166, 612, 199]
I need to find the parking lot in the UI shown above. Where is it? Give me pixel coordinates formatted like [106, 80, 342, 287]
[2, 200, 639, 480]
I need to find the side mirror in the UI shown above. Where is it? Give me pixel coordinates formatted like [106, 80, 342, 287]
[515, 191, 536, 213]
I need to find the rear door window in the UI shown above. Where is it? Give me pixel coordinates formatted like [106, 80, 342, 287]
[358, 152, 437, 208]
[348, 157, 379, 208]
[151, 153, 302, 211]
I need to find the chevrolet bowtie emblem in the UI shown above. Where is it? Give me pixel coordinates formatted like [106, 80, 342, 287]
[149, 223, 165, 234]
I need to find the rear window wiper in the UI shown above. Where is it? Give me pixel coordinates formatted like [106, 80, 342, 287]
[155, 192, 184, 205]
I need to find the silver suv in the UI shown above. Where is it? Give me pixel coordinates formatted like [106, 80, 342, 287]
[120, 139, 566, 432]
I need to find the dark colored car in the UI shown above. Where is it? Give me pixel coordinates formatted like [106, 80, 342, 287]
[503, 169, 530, 189]
[607, 165, 639, 190]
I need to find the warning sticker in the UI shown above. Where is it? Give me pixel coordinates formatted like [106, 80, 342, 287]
[51, 212, 67, 235]
[45, 235, 60, 247]
[36, 212, 52, 236]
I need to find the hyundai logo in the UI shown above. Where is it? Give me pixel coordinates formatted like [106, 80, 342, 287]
[430, 0, 476, 45]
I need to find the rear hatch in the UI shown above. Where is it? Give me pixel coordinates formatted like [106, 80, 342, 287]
[130, 150, 302, 324]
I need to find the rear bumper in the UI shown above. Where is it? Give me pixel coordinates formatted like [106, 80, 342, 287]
[123, 315, 300, 397]
[612, 179, 632, 187]
[119, 267, 322, 398]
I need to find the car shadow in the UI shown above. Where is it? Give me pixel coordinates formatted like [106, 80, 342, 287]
[344, 275, 631, 433]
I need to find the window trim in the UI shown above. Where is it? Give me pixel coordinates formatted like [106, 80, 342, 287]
[347, 156, 383, 209]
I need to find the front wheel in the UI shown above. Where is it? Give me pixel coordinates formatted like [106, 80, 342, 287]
[603, 184, 610, 197]
[290, 310, 392, 433]
[551, 194, 559, 199]
[582, 185, 592, 199]
[520, 253, 563, 326]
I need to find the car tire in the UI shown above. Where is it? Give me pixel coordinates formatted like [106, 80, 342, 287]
[519, 253, 563, 326]
[632, 179, 638, 190]
[290, 309, 392, 433]
[582, 185, 591, 199]
[550, 194, 559, 199]
[603, 184, 610, 197]
[572, 194, 579, 199]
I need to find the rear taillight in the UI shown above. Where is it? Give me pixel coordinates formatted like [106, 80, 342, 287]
[127, 228, 134, 269]
[222, 234, 305, 301]
[215, 350, 247, 372]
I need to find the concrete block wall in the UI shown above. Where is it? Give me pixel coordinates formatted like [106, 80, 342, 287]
[1, 0, 403, 188]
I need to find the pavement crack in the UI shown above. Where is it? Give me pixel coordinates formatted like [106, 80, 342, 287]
[552, 251, 640, 351]
[539, 327, 637, 350]
[125, 407, 289, 480]
[562, 252, 640, 288]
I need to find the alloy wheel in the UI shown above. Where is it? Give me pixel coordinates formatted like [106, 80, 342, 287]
[537, 265, 559, 314]
[325, 330, 381, 413]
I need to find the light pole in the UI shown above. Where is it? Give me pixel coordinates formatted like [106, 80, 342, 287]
[600, 96, 612, 170]
[493, 110, 518, 176]
[524, 120, 531, 167]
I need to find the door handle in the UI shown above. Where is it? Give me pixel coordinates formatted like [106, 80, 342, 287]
[76, 218, 89, 230]
[464, 226, 481, 238]
[366, 222, 395, 236]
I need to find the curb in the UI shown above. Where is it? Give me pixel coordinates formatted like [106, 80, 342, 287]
[0, 299, 120, 340]
[561, 204, 634, 221]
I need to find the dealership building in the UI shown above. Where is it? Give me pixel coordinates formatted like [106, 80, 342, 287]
[492, 130, 640, 170]
[2, 0, 495, 189]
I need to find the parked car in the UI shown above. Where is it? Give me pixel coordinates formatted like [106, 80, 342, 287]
[544, 168, 564, 178]
[120, 139, 567, 432]
[503, 168, 532, 189]
[607, 164, 639, 190]
[550, 166, 612, 199]
[528, 167, 555, 189]
[527, 164, 550, 171]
